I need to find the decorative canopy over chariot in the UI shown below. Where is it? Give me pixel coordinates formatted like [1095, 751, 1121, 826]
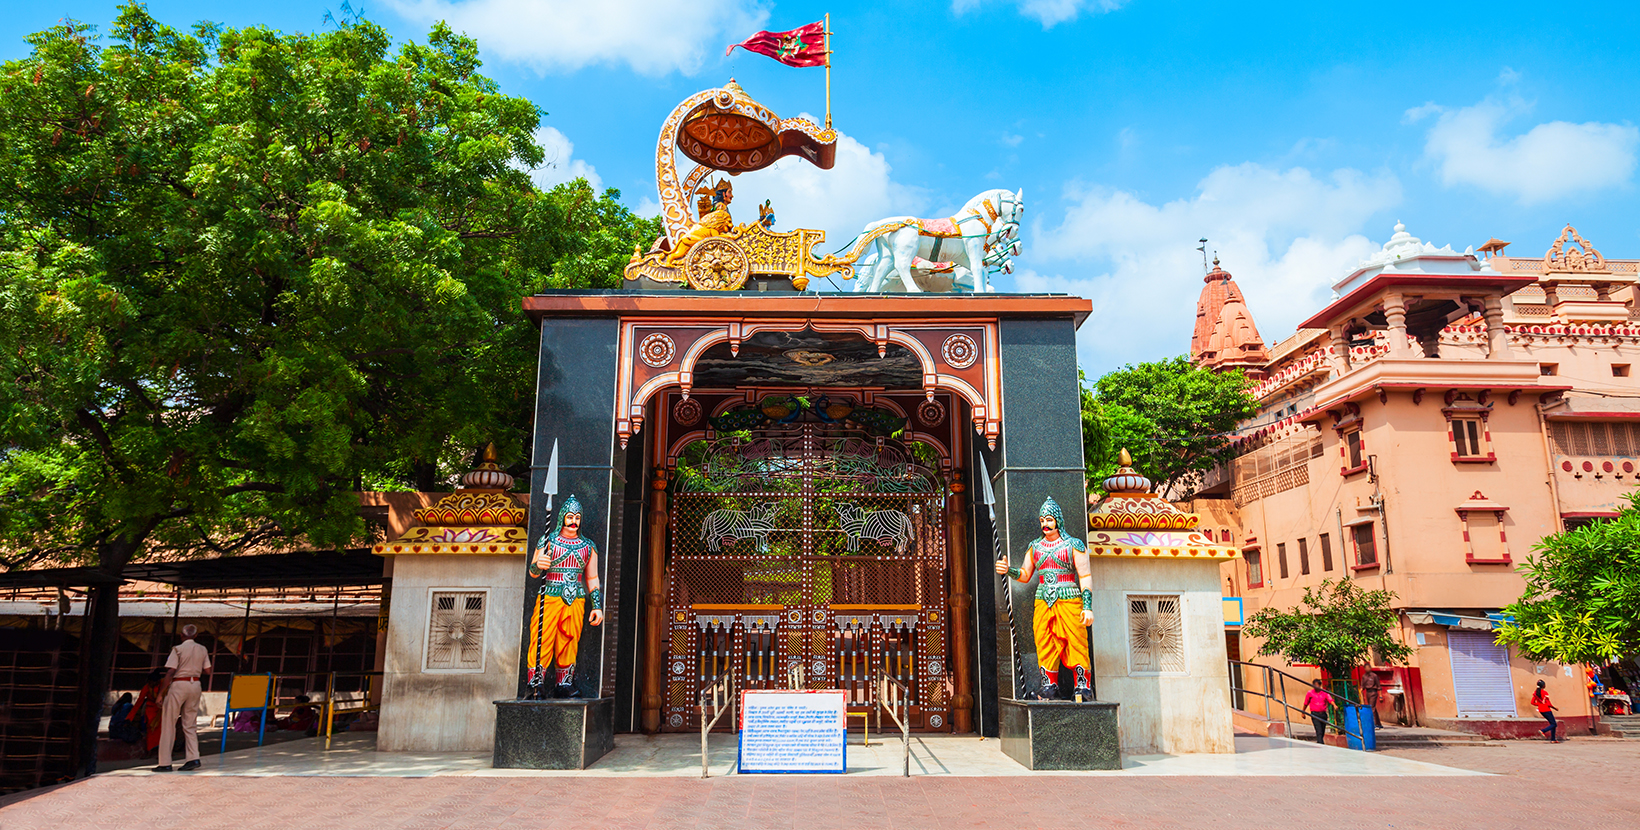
[624, 79, 1024, 294]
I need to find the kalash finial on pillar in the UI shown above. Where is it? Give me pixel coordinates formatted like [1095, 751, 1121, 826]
[461, 443, 515, 490]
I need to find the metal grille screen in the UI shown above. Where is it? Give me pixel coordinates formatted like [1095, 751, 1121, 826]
[663, 426, 951, 731]
[1127, 594, 1186, 674]
[425, 590, 486, 672]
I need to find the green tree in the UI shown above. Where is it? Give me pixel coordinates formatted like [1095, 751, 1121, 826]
[0, 4, 656, 772]
[1495, 493, 1640, 665]
[1242, 578, 1413, 679]
[1082, 356, 1256, 495]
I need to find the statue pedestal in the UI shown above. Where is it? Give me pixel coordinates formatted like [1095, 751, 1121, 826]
[492, 698, 615, 770]
[999, 699, 1121, 770]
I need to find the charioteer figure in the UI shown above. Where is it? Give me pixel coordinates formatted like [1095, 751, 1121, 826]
[526, 495, 604, 699]
[996, 496, 1094, 700]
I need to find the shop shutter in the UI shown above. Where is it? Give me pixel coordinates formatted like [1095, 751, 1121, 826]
[1447, 630, 1517, 717]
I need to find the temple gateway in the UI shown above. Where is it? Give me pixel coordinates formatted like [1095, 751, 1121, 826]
[369, 79, 1236, 770]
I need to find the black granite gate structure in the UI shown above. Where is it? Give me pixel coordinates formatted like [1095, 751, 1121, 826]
[494, 290, 1117, 770]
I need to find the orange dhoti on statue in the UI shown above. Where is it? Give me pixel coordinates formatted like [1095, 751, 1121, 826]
[528, 595, 586, 669]
[1033, 598, 1089, 672]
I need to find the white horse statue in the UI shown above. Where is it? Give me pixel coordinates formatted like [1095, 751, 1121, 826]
[842, 189, 1023, 293]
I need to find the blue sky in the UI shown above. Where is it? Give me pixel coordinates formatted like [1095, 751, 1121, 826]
[4, 1, 1637, 375]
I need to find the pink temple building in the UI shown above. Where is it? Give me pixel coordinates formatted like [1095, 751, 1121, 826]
[1190, 224, 1633, 738]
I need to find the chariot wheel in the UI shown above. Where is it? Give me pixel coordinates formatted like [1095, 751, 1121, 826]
[682, 236, 752, 291]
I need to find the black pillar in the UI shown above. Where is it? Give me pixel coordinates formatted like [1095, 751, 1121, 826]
[984, 318, 1087, 705]
[518, 317, 623, 700]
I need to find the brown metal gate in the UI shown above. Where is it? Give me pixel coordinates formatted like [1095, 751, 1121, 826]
[662, 425, 952, 731]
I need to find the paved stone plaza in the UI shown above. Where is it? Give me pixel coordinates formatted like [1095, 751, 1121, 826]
[2, 733, 1637, 829]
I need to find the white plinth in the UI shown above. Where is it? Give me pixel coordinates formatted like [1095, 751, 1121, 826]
[1089, 557, 1235, 755]
[377, 554, 523, 751]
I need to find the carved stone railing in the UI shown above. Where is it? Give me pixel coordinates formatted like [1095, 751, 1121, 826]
[1231, 464, 1310, 508]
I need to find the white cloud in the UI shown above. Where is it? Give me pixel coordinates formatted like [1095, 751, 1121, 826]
[952, 0, 1125, 27]
[388, 0, 769, 75]
[1416, 98, 1638, 205]
[1023, 163, 1401, 371]
[691, 116, 927, 268]
[527, 126, 602, 192]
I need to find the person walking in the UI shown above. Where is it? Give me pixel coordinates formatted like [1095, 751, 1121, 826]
[1532, 680, 1561, 743]
[1303, 679, 1334, 744]
[153, 624, 212, 772]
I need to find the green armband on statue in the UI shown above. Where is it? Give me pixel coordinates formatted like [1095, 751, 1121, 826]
[589, 588, 604, 611]
[1082, 589, 1093, 613]
[1008, 566, 1022, 580]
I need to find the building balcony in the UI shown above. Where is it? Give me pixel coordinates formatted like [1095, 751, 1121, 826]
[1302, 358, 1570, 415]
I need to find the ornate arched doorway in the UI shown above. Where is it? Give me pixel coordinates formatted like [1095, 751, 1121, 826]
[661, 421, 954, 731]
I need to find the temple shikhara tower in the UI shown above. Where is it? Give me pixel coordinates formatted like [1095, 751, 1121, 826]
[1191, 258, 1269, 375]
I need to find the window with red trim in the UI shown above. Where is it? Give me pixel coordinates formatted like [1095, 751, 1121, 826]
[1351, 522, 1378, 568]
[1345, 429, 1363, 469]
[1452, 417, 1485, 458]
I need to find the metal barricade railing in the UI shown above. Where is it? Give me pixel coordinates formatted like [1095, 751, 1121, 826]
[1226, 659, 1363, 746]
[699, 668, 735, 778]
[321, 671, 383, 749]
[876, 666, 910, 777]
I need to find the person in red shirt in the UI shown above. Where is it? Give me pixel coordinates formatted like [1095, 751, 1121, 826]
[1303, 679, 1334, 744]
[1532, 680, 1561, 742]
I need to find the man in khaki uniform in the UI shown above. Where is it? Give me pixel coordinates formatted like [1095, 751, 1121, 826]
[154, 624, 212, 772]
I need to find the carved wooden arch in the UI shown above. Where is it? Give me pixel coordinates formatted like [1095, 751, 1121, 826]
[614, 318, 1002, 449]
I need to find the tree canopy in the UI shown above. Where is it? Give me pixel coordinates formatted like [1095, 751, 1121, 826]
[0, 4, 658, 579]
[1242, 578, 1413, 679]
[1081, 356, 1257, 495]
[1495, 493, 1640, 665]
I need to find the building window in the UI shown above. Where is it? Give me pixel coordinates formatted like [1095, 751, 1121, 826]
[1540, 363, 1558, 376]
[1245, 549, 1264, 587]
[1298, 537, 1310, 575]
[425, 590, 487, 672]
[1351, 523, 1378, 568]
[1561, 514, 1615, 531]
[1277, 542, 1289, 579]
[1344, 428, 1364, 472]
[1451, 417, 1485, 458]
[1319, 533, 1333, 572]
[1615, 364, 1631, 378]
[1127, 595, 1186, 674]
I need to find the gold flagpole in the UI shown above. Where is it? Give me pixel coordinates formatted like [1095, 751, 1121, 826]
[824, 13, 832, 129]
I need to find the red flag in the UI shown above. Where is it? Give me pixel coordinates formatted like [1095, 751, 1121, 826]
[725, 21, 828, 68]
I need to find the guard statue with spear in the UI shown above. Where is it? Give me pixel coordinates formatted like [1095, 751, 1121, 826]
[995, 497, 1094, 700]
[526, 494, 604, 699]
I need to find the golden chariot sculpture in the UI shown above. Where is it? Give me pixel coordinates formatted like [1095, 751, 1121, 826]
[623, 80, 855, 291]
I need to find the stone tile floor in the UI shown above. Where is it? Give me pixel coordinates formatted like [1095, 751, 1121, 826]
[3, 732, 1636, 829]
[94, 731, 1480, 777]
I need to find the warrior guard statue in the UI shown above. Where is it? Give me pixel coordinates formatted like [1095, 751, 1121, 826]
[526, 495, 604, 698]
[995, 497, 1094, 700]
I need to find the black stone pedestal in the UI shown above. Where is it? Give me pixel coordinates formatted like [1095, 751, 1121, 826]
[999, 699, 1121, 770]
[493, 698, 615, 769]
